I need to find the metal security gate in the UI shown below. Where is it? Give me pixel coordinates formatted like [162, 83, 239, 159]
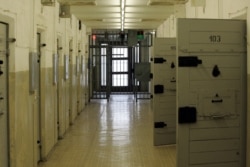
[133, 36, 152, 102]
[89, 30, 152, 101]
[0, 22, 9, 167]
[111, 46, 133, 92]
[89, 43, 111, 99]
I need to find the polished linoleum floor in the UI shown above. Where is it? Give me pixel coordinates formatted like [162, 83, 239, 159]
[39, 95, 176, 167]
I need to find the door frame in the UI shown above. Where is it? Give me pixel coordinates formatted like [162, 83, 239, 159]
[36, 32, 42, 162]
[0, 21, 10, 167]
[110, 46, 133, 92]
[0, 14, 15, 167]
[36, 27, 47, 162]
[56, 35, 65, 139]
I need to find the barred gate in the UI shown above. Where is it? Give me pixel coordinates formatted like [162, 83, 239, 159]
[88, 30, 152, 101]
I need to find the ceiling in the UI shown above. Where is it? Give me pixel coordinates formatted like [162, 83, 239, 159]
[57, 0, 187, 30]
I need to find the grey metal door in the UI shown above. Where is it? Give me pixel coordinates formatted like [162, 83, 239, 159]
[0, 22, 9, 167]
[153, 38, 176, 146]
[177, 18, 246, 167]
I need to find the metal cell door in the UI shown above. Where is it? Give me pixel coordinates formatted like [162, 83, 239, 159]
[153, 38, 176, 146]
[0, 22, 9, 167]
[177, 19, 246, 167]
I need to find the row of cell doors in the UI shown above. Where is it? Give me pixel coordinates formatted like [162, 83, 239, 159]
[34, 33, 84, 165]
[0, 21, 79, 166]
[0, 22, 43, 167]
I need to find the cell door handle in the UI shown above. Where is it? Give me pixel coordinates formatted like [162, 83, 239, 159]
[0, 112, 4, 116]
[211, 99, 223, 103]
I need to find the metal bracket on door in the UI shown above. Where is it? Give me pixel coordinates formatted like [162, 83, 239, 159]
[154, 85, 164, 94]
[178, 106, 197, 124]
[154, 122, 167, 128]
[154, 57, 167, 64]
[178, 56, 202, 67]
[211, 94, 223, 103]
[7, 38, 16, 43]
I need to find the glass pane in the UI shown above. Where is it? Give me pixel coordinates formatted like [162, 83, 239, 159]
[112, 60, 128, 72]
[112, 74, 128, 86]
[112, 48, 128, 58]
[101, 56, 106, 86]
[101, 44, 108, 86]
[135, 44, 140, 63]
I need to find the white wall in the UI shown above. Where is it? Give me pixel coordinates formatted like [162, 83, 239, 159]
[156, 5, 186, 37]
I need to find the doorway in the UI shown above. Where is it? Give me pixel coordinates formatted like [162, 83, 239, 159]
[110, 47, 133, 92]
[88, 31, 152, 101]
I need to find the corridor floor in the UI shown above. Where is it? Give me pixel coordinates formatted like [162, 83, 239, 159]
[38, 95, 176, 167]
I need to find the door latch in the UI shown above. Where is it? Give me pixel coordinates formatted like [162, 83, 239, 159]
[154, 57, 167, 64]
[179, 56, 202, 67]
[154, 85, 164, 94]
[154, 122, 167, 128]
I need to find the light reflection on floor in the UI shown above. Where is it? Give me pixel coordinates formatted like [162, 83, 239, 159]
[39, 95, 176, 167]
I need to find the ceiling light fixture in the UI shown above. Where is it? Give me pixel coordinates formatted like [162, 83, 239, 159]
[121, 0, 125, 10]
[120, 0, 126, 31]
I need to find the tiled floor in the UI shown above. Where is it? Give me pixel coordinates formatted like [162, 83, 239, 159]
[39, 95, 176, 167]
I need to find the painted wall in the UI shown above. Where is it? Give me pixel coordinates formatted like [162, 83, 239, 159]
[156, 5, 186, 37]
[0, 0, 88, 166]
[157, 0, 250, 166]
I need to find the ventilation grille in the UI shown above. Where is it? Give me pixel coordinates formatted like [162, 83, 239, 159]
[147, 0, 187, 6]
[59, 5, 71, 18]
[41, 0, 55, 6]
[58, 0, 97, 6]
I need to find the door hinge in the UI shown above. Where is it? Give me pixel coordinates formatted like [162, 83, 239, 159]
[150, 73, 153, 79]
[178, 56, 202, 67]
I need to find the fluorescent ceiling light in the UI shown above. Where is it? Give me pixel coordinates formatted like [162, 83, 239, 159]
[120, 0, 126, 31]
[125, 19, 142, 22]
[102, 19, 121, 22]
